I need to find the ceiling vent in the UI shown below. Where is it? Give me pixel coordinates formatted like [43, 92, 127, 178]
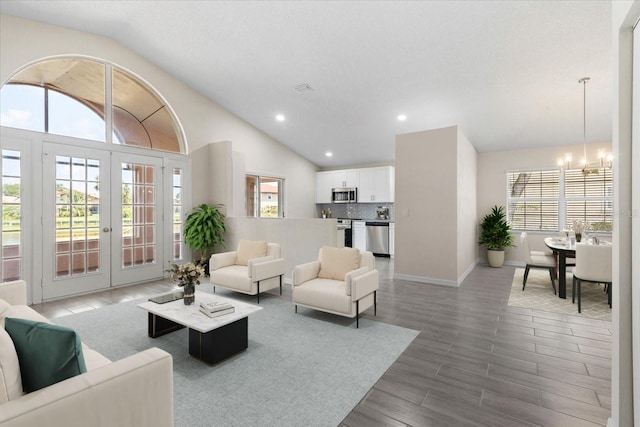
[294, 83, 313, 93]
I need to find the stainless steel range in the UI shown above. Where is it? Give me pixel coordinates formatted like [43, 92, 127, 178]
[336, 218, 353, 247]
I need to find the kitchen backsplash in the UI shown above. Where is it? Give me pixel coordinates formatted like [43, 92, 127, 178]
[317, 203, 394, 221]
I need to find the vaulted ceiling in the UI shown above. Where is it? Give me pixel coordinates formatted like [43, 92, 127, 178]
[0, 1, 612, 167]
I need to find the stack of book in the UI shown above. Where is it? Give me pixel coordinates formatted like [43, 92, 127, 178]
[199, 301, 235, 318]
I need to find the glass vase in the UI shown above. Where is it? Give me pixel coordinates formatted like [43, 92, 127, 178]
[183, 284, 195, 305]
[575, 233, 582, 243]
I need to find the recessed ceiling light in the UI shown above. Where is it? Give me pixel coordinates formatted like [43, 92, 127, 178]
[276, 114, 285, 122]
[397, 114, 407, 121]
[325, 151, 333, 157]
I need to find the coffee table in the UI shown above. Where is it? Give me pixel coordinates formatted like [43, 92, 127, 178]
[138, 290, 262, 364]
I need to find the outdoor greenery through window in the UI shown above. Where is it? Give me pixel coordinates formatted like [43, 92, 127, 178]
[507, 168, 613, 232]
[246, 175, 283, 218]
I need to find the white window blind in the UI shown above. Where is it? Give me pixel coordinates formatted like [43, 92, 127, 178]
[507, 170, 559, 231]
[506, 168, 613, 232]
[564, 168, 613, 231]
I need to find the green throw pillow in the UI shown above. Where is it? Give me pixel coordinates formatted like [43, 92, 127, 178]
[4, 317, 87, 393]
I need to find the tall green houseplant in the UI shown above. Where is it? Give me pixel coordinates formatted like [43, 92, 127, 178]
[478, 205, 514, 267]
[184, 203, 226, 264]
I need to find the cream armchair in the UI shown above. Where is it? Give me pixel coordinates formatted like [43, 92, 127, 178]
[292, 246, 379, 328]
[209, 240, 285, 303]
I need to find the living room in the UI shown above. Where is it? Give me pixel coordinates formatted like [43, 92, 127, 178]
[1, 2, 638, 426]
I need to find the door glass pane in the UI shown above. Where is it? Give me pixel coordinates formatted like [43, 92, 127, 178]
[1, 150, 22, 281]
[121, 162, 156, 267]
[172, 168, 183, 260]
[55, 155, 100, 278]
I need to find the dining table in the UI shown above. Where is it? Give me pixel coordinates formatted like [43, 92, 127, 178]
[544, 237, 575, 299]
[544, 236, 613, 299]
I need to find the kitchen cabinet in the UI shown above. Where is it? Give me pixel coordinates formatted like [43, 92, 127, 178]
[315, 172, 333, 204]
[315, 166, 393, 204]
[315, 169, 359, 203]
[332, 169, 358, 188]
[357, 166, 394, 203]
[389, 222, 395, 258]
[352, 221, 367, 252]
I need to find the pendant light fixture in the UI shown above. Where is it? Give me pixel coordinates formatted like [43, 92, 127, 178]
[558, 77, 612, 174]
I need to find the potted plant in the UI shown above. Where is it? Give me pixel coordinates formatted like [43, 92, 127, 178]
[183, 203, 226, 272]
[478, 205, 515, 268]
[165, 261, 205, 305]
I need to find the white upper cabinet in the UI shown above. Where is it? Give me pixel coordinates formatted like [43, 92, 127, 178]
[315, 171, 333, 204]
[315, 166, 394, 204]
[332, 169, 358, 188]
[357, 166, 394, 203]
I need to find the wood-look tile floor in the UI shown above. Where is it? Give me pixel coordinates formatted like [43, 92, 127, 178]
[30, 259, 611, 427]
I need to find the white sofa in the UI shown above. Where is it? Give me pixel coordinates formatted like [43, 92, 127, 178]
[292, 247, 379, 328]
[209, 240, 286, 303]
[0, 280, 174, 427]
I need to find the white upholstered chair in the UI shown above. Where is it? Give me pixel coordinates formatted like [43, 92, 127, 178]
[292, 246, 379, 328]
[520, 232, 557, 294]
[209, 240, 285, 303]
[572, 243, 612, 313]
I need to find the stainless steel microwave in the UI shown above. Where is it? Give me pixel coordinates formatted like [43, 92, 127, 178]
[332, 187, 357, 203]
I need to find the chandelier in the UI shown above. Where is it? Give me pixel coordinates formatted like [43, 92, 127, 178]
[557, 77, 612, 175]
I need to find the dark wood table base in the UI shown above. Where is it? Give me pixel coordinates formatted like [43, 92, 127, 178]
[148, 313, 249, 364]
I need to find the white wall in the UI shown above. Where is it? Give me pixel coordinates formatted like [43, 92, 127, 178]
[223, 217, 339, 282]
[610, 2, 638, 426]
[395, 126, 477, 286]
[456, 129, 478, 279]
[477, 141, 612, 264]
[395, 127, 458, 285]
[0, 14, 318, 219]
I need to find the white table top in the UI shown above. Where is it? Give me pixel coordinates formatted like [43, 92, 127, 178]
[544, 236, 612, 251]
[138, 290, 262, 333]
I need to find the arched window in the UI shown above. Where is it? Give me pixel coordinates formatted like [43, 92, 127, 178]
[0, 58, 183, 153]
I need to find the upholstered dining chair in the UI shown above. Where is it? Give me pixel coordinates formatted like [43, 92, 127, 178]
[520, 232, 557, 294]
[572, 243, 612, 313]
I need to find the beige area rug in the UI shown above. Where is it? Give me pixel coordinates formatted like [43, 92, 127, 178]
[509, 268, 612, 322]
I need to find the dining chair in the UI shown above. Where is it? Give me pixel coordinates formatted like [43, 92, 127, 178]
[521, 232, 557, 294]
[572, 243, 612, 313]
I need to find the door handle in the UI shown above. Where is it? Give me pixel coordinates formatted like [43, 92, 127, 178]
[103, 227, 112, 232]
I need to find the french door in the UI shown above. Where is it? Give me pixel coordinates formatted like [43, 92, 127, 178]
[110, 152, 164, 286]
[42, 143, 164, 299]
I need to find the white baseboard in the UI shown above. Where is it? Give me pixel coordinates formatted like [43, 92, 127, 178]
[393, 273, 460, 288]
[394, 260, 477, 288]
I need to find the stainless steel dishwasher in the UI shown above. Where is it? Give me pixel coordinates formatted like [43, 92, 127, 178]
[366, 221, 390, 257]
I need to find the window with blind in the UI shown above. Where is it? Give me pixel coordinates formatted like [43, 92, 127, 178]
[507, 170, 559, 231]
[506, 168, 613, 232]
[564, 168, 613, 231]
